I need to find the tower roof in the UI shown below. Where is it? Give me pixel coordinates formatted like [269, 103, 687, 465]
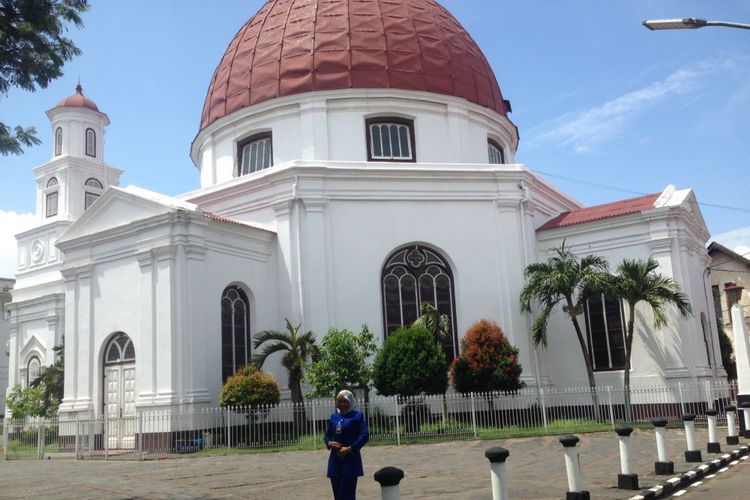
[200, 0, 509, 130]
[56, 84, 100, 112]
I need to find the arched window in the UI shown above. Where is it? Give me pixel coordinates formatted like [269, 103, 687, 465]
[104, 332, 136, 365]
[85, 128, 96, 157]
[45, 177, 59, 218]
[488, 139, 505, 164]
[221, 285, 251, 382]
[27, 355, 41, 385]
[238, 133, 272, 176]
[84, 177, 104, 210]
[55, 127, 63, 156]
[382, 245, 457, 360]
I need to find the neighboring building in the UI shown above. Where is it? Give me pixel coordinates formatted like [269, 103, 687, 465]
[708, 241, 750, 341]
[6, 0, 723, 432]
[1, 278, 15, 417]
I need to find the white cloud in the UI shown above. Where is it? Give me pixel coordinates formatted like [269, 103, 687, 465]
[712, 225, 750, 258]
[525, 59, 732, 153]
[0, 210, 36, 279]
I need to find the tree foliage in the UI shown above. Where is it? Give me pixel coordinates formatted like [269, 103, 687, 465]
[5, 384, 46, 419]
[305, 325, 377, 398]
[219, 365, 280, 408]
[0, 0, 89, 155]
[29, 340, 64, 416]
[450, 319, 524, 393]
[373, 326, 448, 397]
[717, 319, 736, 380]
[252, 318, 319, 405]
[520, 242, 609, 415]
[608, 257, 692, 420]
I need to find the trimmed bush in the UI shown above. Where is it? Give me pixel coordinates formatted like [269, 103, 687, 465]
[450, 319, 524, 393]
[373, 326, 448, 397]
[219, 365, 281, 408]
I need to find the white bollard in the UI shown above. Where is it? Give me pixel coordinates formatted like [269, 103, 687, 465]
[651, 418, 674, 475]
[615, 427, 639, 490]
[683, 414, 702, 463]
[374, 467, 404, 500]
[741, 402, 750, 438]
[726, 405, 739, 445]
[706, 409, 721, 453]
[485, 447, 510, 500]
[559, 435, 590, 500]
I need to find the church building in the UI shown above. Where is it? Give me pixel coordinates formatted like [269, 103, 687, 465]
[6, 0, 723, 424]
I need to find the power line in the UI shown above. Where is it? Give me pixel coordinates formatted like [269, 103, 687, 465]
[530, 168, 750, 214]
[708, 249, 750, 270]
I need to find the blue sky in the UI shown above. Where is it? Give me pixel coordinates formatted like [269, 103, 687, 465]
[1, 0, 749, 277]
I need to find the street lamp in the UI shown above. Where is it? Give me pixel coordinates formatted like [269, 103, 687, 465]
[642, 18, 750, 31]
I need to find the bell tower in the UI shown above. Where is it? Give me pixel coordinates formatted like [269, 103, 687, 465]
[35, 84, 122, 222]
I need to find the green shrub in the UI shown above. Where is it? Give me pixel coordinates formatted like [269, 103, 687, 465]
[219, 365, 281, 408]
[450, 319, 524, 393]
[373, 326, 448, 397]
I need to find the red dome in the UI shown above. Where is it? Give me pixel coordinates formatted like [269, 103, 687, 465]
[200, 0, 508, 130]
[57, 84, 99, 111]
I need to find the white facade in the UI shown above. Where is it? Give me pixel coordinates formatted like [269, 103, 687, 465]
[0, 278, 14, 417]
[6, 9, 724, 422]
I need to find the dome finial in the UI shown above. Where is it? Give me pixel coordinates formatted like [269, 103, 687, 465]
[76, 77, 83, 95]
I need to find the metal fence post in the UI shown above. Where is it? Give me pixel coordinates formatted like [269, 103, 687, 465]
[37, 416, 44, 460]
[312, 399, 318, 449]
[226, 407, 232, 449]
[137, 412, 144, 461]
[678, 382, 686, 415]
[470, 392, 478, 439]
[2, 418, 8, 460]
[74, 417, 81, 461]
[539, 388, 548, 433]
[394, 397, 401, 446]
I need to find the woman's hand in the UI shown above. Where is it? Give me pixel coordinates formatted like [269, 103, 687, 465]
[328, 441, 343, 450]
[336, 446, 352, 458]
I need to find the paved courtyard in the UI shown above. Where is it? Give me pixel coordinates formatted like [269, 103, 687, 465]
[0, 428, 742, 499]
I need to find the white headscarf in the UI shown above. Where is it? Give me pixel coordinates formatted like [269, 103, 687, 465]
[336, 389, 356, 412]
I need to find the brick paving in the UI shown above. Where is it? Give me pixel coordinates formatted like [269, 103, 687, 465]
[0, 428, 744, 499]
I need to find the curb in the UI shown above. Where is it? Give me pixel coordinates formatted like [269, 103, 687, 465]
[628, 444, 749, 500]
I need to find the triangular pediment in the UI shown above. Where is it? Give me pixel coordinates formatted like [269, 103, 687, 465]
[57, 186, 198, 245]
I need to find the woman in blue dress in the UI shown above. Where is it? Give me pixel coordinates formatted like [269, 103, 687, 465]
[324, 389, 369, 500]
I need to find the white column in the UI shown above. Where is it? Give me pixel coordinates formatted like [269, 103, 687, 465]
[485, 447, 510, 500]
[732, 305, 750, 395]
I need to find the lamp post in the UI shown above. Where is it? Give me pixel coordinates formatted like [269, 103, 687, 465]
[642, 18, 750, 31]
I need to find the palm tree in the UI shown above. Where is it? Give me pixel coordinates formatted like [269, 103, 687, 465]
[253, 319, 319, 432]
[520, 243, 609, 419]
[609, 258, 692, 421]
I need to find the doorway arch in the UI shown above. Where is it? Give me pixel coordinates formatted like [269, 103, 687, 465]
[103, 332, 136, 449]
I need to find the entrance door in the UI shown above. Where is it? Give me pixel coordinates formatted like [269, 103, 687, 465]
[103, 333, 136, 449]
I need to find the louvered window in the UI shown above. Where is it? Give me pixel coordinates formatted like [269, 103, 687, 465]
[55, 127, 63, 156]
[84, 178, 103, 210]
[85, 128, 96, 157]
[46, 191, 59, 218]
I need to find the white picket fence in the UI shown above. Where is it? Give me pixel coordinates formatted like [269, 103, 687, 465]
[1, 380, 738, 460]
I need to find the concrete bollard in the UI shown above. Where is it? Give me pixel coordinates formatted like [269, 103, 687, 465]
[705, 409, 721, 453]
[725, 405, 740, 445]
[614, 427, 638, 490]
[651, 418, 674, 475]
[485, 447, 510, 500]
[559, 435, 590, 500]
[374, 467, 404, 500]
[740, 402, 750, 438]
[683, 414, 702, 462]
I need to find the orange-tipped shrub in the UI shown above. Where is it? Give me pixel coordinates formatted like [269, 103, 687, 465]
[450, 319, 524, 393]
[219, 365, 281, 408]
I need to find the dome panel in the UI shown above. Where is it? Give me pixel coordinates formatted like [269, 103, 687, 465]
[200, 0, 509, 130]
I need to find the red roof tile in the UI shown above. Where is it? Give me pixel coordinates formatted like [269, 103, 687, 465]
[202, 211, 277, 233]
[200, 0, 509, 130]
[537, 193, 661, 231]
